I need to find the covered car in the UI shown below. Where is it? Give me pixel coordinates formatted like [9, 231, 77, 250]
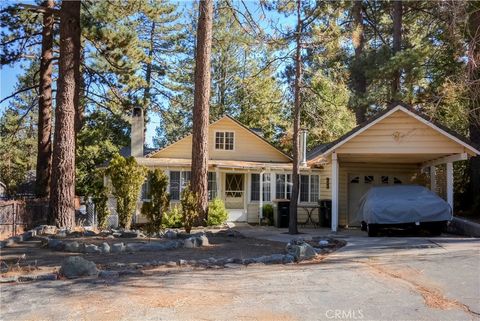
[356, 185, 452, 236]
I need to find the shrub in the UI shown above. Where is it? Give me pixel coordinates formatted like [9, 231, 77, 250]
[162, 206, 183, 228]
[207, 198, 228, 226]
[141, 169, 170, 233]
[94, 189, 110, 229]
[106, 154, 147, 229]
[262, 204, 274, 226]
[180, 185, 199, 233]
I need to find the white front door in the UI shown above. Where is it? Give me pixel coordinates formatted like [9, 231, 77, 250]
[347, 174, 406, 226]
[224, 173, 247, 221]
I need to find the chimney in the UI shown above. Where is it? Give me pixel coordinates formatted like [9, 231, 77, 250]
[131, 107, 144, 157]
[300, 128, 307, 167]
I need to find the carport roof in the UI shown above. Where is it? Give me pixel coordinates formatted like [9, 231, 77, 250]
[307, 102, 480, 161]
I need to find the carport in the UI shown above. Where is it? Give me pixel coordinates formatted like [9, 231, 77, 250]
[307, 103, 480, 232]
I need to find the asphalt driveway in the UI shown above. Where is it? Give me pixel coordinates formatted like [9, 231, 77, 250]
[1, 229, 479, 321]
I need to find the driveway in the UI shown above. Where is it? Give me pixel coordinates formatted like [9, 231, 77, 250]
[1, 229, 479, 321]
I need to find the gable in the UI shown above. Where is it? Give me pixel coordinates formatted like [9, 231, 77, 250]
[150, 117, 291, 162]
[337, 109, 466, 154]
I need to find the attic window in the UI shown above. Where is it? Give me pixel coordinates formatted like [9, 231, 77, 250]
[215, 131, 234, 150]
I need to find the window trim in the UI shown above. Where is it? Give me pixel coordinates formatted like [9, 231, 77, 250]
[214, 130, 236, 151]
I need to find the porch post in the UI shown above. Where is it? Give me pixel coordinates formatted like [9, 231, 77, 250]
[446, 162, 454, 211]
[331, 152, 339, 232]
[430, 166, 436, 193]
[215, 168, 221, 201]
[259, 171, 264, 220]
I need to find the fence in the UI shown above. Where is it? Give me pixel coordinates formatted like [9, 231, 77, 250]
[0, 199, 49, 239]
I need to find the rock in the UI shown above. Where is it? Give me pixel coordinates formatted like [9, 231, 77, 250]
[282, 254, 295, 264]
[198, 235, 209, 246]
[18, 275, 37, 282]
[3, 238, 15, 248]
[183, 237, 199, 248]
[118, 270, 143, 276]
[125, 243, 144, 252]
[139, 241, 178, 251]
[120, 230, 144, 238]
[100, 242, 110, 253]
[37, 225, 57, 235]
[60, 256, 98, 279]
[84, 244, 101, 254]
[255, 254, 285, 264]
[56, 229, 68, 238]
[166, 261, 177, 267]
[225, 263, 243, 269]
[198, 259, 209, 265]
[111, 243, 125, 253]
[165, 229, 177, 239]
[106, 235, 115, 239]
[36, 274, 57, 281]
[285, 241, 316, 261]
[225, 258, 235, 264]
[99, 270, 119, 279]
[64, 241, 81, 252]
[177, 259, 187, 266]
[0, 276, 18, 283]
[318, 240, 329, 247]
[112, 232, 122, 238]
[135, 264, 144, 269]
[48, 239, 65, 251]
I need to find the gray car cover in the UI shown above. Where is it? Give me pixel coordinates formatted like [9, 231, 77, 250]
[356, 185, 452, 224]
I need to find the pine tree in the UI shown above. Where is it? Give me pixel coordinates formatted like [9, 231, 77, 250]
[191, 0, 213, 224]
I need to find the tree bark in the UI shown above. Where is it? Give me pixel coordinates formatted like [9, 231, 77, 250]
[351, 0, 367, 124]
[35, 0, 54, 198]
[289, 0, 302, 235]
[391, 0, 402, 99]
[191, 0, 213, 224]
[467, 3, 480, 211]
[49, 0, 80, 228]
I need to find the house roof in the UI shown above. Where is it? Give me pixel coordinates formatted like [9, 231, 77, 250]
[307, 102, 480, 161]
[119, 146, 157, 158]
[145, 114, 292, 160]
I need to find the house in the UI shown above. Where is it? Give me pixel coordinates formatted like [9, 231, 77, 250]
[119, 102, 479, 232]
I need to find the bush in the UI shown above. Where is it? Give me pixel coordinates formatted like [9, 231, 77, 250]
[207, 198, 228, 226]
[262, 204, 274, 226]
[94, 190, 110, 229]
[180, 185, 199, 233]
[106, 154, 147, 229]
[141, 169, 170, 233]
[162, 206, 183, 228]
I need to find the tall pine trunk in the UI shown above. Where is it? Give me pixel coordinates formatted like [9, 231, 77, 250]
[289, 0, 302, 235]
[391, 0, 402, 99]
[35, 0, 54, 198]
[467, 3, 480, 212]
[191, 0, 213, 224]
[50, 0, 81, 228]
[351, 0, 367, 124]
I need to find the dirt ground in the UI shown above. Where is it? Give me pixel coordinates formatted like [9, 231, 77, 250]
[0, 231, 290, 276]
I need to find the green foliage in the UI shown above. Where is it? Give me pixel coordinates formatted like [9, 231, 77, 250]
[162, 205, 183, 228]
[207, 198, 228, 226]
[106, 154, 147, 229]
[180, 184, 198, 233]
[94, 187, 110, 229]
[262, 204, 274, 226]
[141, 169, 170, 233]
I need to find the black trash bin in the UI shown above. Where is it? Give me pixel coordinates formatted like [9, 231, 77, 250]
[318, 199, 332, 228]
[276, 201, 290, 228]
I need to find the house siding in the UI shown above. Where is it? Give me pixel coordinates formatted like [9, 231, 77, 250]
[151, 117, 291, 163]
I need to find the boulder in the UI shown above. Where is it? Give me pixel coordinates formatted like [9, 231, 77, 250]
[177, 259, 187, 266]
[100, 242, 110, 253]
[111, 243, 125, 253]
[198, 235, 209, 246]
[47, 239, 65, 251]
[84, 244, 101, 254]
[165, 230, 177, 239]
[36, 225, 57, 235]
[125, 243, 144, 252]
[59, 256, 98, 279]
[64, 241, 81, 252]
[285, 241, 316, 261]
[255, 254, 285, 264]
[120, 230, 144, 238]
[282, 254, 295, 264]
[225, 263, 243, 269]
[183, 237, 200, 248]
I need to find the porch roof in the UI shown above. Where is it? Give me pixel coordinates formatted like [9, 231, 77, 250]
[135, 157, 314, 171]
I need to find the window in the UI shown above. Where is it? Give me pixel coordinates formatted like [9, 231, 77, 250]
[300, 174, 320, 203]
[381, 176, 389, 184]
[393, 177, 402, 184]
[350, 176, 360, 184]
[276, 174, 292, 199]
[169, 171, 191, 200]
[251, 173, 271, 202]
[208, 172, 217, 200]
[364, 175, 374, 184]
[215, 131, 234, 150]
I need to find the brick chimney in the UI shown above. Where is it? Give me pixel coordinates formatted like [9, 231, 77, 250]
[131, 107, 144, 157]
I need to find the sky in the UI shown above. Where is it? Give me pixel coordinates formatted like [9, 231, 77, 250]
[0, 0, 294, 148]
